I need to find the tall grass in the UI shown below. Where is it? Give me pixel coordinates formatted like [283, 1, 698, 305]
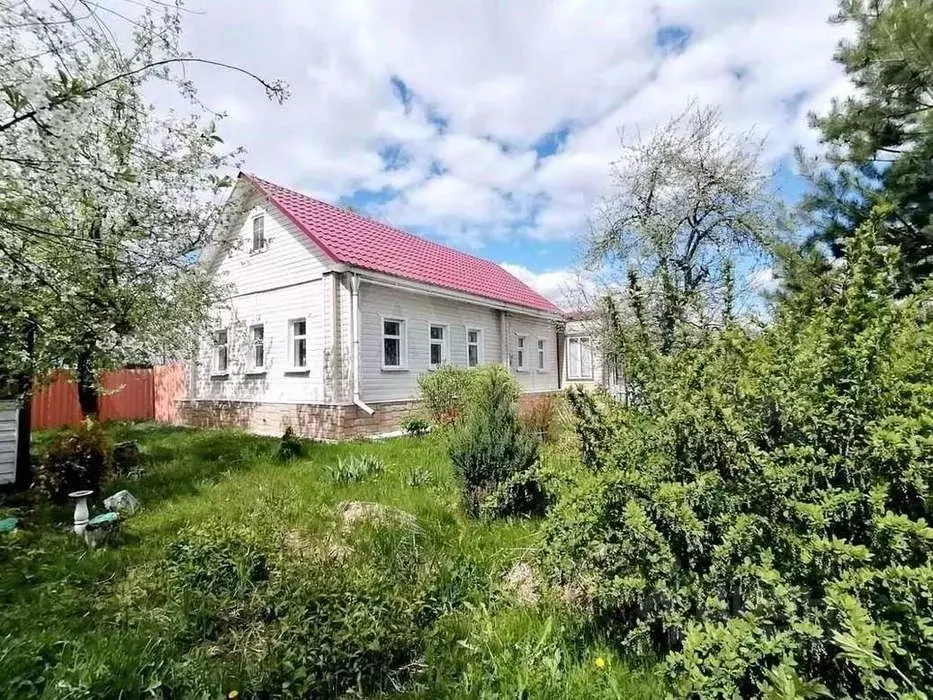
[0, 422, 665, 697]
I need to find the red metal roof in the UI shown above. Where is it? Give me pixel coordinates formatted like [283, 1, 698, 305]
[241, 173, 562, 315]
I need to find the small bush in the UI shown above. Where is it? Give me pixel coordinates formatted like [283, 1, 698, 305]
[329, 454, 385, 484]
[519, 394, 561, 443]
[276, 426, 304, 462]
[34, 419, 112, 501]
[418, 365, 476, 425]
[401, 417, 430, 437]
[449, 365, 541, 517]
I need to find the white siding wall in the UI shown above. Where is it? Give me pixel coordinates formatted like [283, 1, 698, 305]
[192, 281, 327, 402]
[357, 281, 559, 403]
[0, 400, 18, 485]
[504, 313, 561, 393]
[210, 191, 330, 295]
[192, 190, 332, 404]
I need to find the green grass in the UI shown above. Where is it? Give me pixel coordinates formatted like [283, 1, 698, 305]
[0, 423, 665, 698]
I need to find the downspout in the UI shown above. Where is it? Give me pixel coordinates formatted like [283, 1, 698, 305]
[349, 273, 375, 415]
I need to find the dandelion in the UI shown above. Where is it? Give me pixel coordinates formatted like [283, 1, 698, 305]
[594, 656, 607, 669]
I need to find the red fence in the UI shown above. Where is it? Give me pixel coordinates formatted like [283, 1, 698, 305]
[30, 363, 187, 430]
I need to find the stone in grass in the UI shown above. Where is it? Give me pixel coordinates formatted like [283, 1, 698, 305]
[104, 489, 140, 515]
[112, 441, 141, 475]
[84, 511, 120, 548]
[336, 501, 417, 530]
[502, 562, 541, 606]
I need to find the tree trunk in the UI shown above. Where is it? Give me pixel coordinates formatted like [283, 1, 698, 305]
[14, 318, 36, 489]
[76, 341, 99, 418]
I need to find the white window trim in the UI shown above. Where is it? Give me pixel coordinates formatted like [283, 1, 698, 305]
[246, 323, 266, 374]
[536, 338, 547, 372]
[287, 317, 309, 372]
[381, 316, 408, 371]
[515, 334, 528, 372]
[250, 213, 267, 253]
[428, 323, 449, 369]
[211, 328, 229, 377]
[466, 327, 484, 368]
[566, 335, 594, 380]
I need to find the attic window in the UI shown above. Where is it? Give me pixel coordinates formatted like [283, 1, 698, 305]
[251, 214, 266, 252]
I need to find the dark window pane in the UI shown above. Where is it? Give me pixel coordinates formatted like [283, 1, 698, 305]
[255, 345, 264, 367]
[468, 330, 478, 343]
[468, 345, 478, 367]
[296, 338, 307, 367]
[430, 326, 443, 340]
[431, 343, 442, 365]
[384, 338, 399, 366]
[384, 320, 399, 336]
[295, 320, 306, 336]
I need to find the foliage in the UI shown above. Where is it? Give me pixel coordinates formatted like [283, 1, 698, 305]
[417, 365, 478, 425]
[33, 419, 112, 501]
[804, 0, 933, 284]
[405, 465, 435, 488]
[0, 2, 286, 417]
[585, 104, 781, 349]
[519, 394, 561, 443]
[402, 416, 431, 437]
[543, 215, 933, 697]
[329, 454, 385, 484]
[449, 365, 542, 517]
[276, 426, 305, 462]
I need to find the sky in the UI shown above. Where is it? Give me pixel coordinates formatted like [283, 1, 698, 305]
[175, 0, 853, 307]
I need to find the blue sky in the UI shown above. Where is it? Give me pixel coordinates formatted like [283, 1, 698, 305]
[179, 0, 851, 305]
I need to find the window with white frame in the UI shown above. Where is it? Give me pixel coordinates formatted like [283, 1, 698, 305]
[249, 324, 265, 370]
[289, 319, 307, 369]
[567, 336, 594, 380]
[429, 324, 447, 367]
[467, 328, 483, 368]
[537, 338, 546, 371]
[516, 335, 527, 371]
[382, 318, 406, 369]
[212, 329, 228, 374]
[251, 214, 266, 252]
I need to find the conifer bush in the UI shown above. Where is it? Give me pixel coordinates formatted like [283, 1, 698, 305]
[449, 365, 543, 517]
[543, 216, 933, 697]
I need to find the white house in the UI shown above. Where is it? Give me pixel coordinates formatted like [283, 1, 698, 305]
[177, 173, 566, 439]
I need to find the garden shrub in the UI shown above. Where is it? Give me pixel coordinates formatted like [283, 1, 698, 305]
[542, 217, 933, 697]
[34, 418, 112, 501]
[449, 365, 543, 517]
[276, 426, 304, 462]
[418, 365, 476, 425]
[401, 416, 430, 436]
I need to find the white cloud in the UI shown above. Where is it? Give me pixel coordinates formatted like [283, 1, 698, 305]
[173, 0, 851, 254]
[499, 262, 597, 309]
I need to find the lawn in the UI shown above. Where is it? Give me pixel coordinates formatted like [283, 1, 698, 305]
[0, 423, 665, 699]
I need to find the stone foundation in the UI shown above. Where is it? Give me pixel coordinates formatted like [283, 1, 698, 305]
[176, 390, 562, 441]
[176, 399, 421, 440]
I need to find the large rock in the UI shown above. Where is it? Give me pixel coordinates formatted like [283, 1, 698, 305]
[336, 501, 417, 530]
[502, 562, 541, 605]
[104, 489, 139, 515]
